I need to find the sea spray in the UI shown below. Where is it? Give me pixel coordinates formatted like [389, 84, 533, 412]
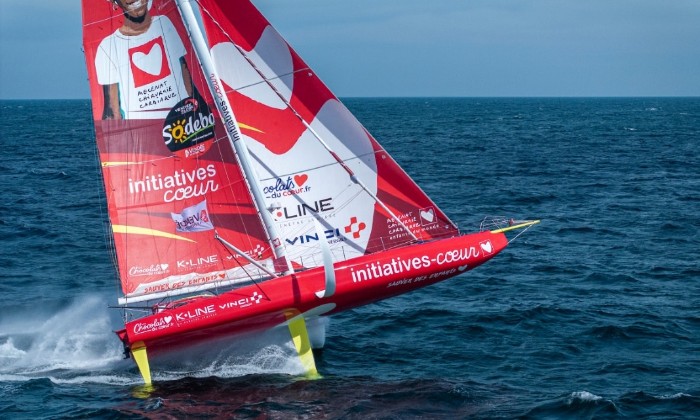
[0, 295, 123, 376]
[146, 324, 318, 380]
[0, 295, 328, 383]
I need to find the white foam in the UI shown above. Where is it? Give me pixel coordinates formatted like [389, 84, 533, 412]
[0, 295, 123, 379]
[0, 295, 323, 384]
[658, 392, 692, 400]
[154, 342, 305, 381]
[570, 391, 603, 402]
[0, 339, 27, 359]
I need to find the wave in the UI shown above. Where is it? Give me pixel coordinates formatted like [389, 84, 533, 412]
[522, 390, 621, 418]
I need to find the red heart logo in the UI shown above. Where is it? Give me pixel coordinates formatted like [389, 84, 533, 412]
[294, 174, 308, 186]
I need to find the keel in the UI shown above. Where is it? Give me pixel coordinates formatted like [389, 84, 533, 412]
[286, 314, 320, 379]
[131, 341, 152, 385]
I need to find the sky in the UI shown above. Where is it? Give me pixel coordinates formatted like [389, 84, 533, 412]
[1, 0, 699, 99]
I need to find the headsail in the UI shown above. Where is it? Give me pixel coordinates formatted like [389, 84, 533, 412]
[198, 0, 459, 268]
[82, 0, 277, 303]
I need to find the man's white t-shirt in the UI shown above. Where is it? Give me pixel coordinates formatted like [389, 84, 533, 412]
[95, 15, 188, 119]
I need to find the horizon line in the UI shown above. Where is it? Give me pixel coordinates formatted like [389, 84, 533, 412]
[1, 95, 699, 101]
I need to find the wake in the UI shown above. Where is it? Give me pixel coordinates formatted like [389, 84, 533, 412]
[0, 295, 316, 385]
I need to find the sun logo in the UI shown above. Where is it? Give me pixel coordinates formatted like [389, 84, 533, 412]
[166, 118, 188, 144]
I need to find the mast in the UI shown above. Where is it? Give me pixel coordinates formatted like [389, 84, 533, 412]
[176, 0, 292, 274]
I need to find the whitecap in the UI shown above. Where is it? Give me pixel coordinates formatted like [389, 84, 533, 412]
[570, 391, 603, 402]
[658, 392, 692, 400]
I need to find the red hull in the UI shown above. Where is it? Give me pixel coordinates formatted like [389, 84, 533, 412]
[117, 231, 507, 353]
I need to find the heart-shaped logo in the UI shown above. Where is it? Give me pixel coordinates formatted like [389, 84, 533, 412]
[132, 43, 163, 76]
[480, 240, 493, 254]
[211, 30, 294, 109]
[219, 274, 226, 279]
[294, 173, 308, 186]
[420, 207, 435, 224]
[458, 265, 468, 272]
[160, 264, 169, 271]
[164, 316, 172, 324]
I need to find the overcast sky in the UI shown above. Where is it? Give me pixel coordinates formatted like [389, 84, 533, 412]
[1, 0, 699, 99]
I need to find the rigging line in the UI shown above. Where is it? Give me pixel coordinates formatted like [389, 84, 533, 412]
[215, 232, 278, 279]
[204, 116, 256, 250]
[253, 150, 377, 182]
[219, 241, 273, 302]
[229, 68, 311, 92]
[209, 134, 263, 259]
[196, 1, 419, 243]
[93, 134, 123, 308]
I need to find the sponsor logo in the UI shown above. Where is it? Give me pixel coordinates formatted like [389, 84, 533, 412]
[352, 256, 430, 283]
[218, 291, 264, 310]
[211, 75, 239, 140]
[480, 240, 493, 254]
[133, 315, 173, 334]
[175, 304, 216, 322]
[163, 96, 216, 153]
[128, 164, 220, 203]
[185, 143, 207, 158]
[344, 216, 366, 239]
[284, 215, 365, 246]
[419, 207, 437, 226]
[352, 246, 484, 284]
[286, 227, 344, 246]
[130, 37, 171, 88]
[251, 244, 265, 259]
[177, 254, 219, 270]
[225, 244, 265, 260]
[272, 197, 333, 220]
[129, 264, 169, 277]
[263, 174, 311, 199]
[171, 200, 214, 233]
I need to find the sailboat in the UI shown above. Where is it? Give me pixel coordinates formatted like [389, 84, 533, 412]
[81, 0, 538, 384]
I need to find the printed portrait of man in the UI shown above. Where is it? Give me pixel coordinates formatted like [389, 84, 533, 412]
[95, 0, 193, 120]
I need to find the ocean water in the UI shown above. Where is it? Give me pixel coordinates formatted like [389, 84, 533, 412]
[1, 97, 699, 418]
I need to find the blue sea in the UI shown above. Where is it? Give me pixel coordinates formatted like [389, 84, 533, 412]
[1, 98, 699, 418]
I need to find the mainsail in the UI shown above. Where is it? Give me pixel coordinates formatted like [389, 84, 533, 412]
[82, 0, 458, 303]
[82, 0, 277, 303]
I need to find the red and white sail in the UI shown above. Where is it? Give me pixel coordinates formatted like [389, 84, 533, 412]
[82, 0, 276, 303]
[198, 0, 459, 268]
[82, 0, 459, 304]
